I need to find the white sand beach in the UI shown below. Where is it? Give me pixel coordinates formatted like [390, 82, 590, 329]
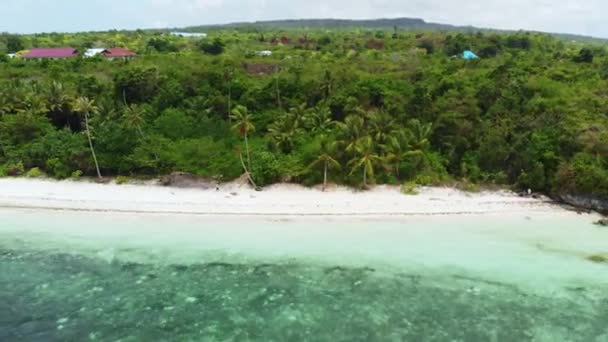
[0, 178, 595, 217]
[1, 177, 607, 300]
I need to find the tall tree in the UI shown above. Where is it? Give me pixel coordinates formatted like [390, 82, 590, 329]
[230, 105, 257, 188]
[73, 97, 102, 179]
[349, 136, 383, 188]
[338, 115, 366, 153]
[308, 136, 340, 191]
[385, 128, 413, 178]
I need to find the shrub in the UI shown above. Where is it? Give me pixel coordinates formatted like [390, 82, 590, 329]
[116, 176, 130, 185]
[6, 161, 24, 176]
[71, 170, 83, 179]
[46, 158, 72, 179]
[26, 167, 42, 178]
[401, 182, 419, 195]
[250, 151, 281, 187]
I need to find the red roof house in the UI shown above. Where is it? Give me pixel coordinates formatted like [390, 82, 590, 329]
[24, 48, 77, 59]
[101, 48, 136, 59]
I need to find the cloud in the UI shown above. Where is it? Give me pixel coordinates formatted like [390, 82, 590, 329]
[1, 0, 607, 37]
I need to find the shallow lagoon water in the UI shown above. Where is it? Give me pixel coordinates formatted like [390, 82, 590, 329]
[1, 209, 607, 341]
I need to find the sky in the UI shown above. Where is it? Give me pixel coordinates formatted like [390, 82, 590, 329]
[2, 0, 606, 38]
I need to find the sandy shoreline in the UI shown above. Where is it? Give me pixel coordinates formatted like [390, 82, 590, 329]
[0, 178, 596, 218]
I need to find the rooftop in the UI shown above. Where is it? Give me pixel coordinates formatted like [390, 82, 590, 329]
[24, 48, 77, 59]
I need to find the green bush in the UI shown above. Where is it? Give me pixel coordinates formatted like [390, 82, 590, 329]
[401, 182, 419, 195]
[46, 158, 72, 179]
[116, 176, 130, 185]
[71, 170, 83, 180]
[5, 161, 24, 176]
[26, 167, 42, 178]
[250, 151, 282, 187]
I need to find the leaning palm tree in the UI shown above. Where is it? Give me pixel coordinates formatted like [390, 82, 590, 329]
[349, 136, 383, 188]
[73, 97, 102, 179]
[308, 137, 340, 191]
[230, 105, 257, 188]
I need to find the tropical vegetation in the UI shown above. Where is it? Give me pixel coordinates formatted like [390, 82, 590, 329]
[1, 28, 608, 200]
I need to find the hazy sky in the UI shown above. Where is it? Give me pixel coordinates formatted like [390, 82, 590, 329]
[2, 0, 606, 37]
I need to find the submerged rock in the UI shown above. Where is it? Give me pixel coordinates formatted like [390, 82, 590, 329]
[594, 219, 608, 227]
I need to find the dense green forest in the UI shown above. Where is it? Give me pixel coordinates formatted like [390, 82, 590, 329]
[1, 28, 608, 199]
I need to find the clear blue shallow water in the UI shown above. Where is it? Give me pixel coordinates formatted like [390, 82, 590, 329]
[1, 209, 607, 341]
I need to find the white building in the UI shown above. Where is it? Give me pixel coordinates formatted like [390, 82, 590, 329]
[256, 50, 273, 57]
[84, 48, 106, 58]
[170, 32, 207, 38]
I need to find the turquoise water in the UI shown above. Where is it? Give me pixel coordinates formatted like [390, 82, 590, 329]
[1, 209, 607, 341]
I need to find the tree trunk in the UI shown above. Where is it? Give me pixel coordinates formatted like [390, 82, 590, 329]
[85, 112, 102, 179]
[275, 76, 282, 111]
[363, 166, 367, 188]
[239, 152, 258, 189]
[137, 125, 160, 164]
[228, 83, 232, 122]
[323, 160, 328, 192]
[244, 133, 252, 172]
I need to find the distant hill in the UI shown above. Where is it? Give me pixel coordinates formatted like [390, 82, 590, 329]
[177, 17, 608, 44]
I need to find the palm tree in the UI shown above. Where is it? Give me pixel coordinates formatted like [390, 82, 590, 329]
[409, 119, 433, 152]
[349, 136, 383, 188]
[73, 97, 102, 179]
[308, 137, 340, 191]
[268, 113, 302, 153]
[274, 74, 283, 111]
[230, 105, 257, 188]
[123, 104, 147, 139]
[288, 102, 308, 126]
[385, 128, 413, 178]
[407, 119, 433, 162]
[369, 110, 395, 146]
[0, 94, 13, 117]
[305, 106, 335, 133]
[338, 115, 365, 153]
[46, 82, 69, 110]
[320, 69, 334, 101]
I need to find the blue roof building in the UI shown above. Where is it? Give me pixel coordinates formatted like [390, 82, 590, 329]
[462, 50, 479, 59]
